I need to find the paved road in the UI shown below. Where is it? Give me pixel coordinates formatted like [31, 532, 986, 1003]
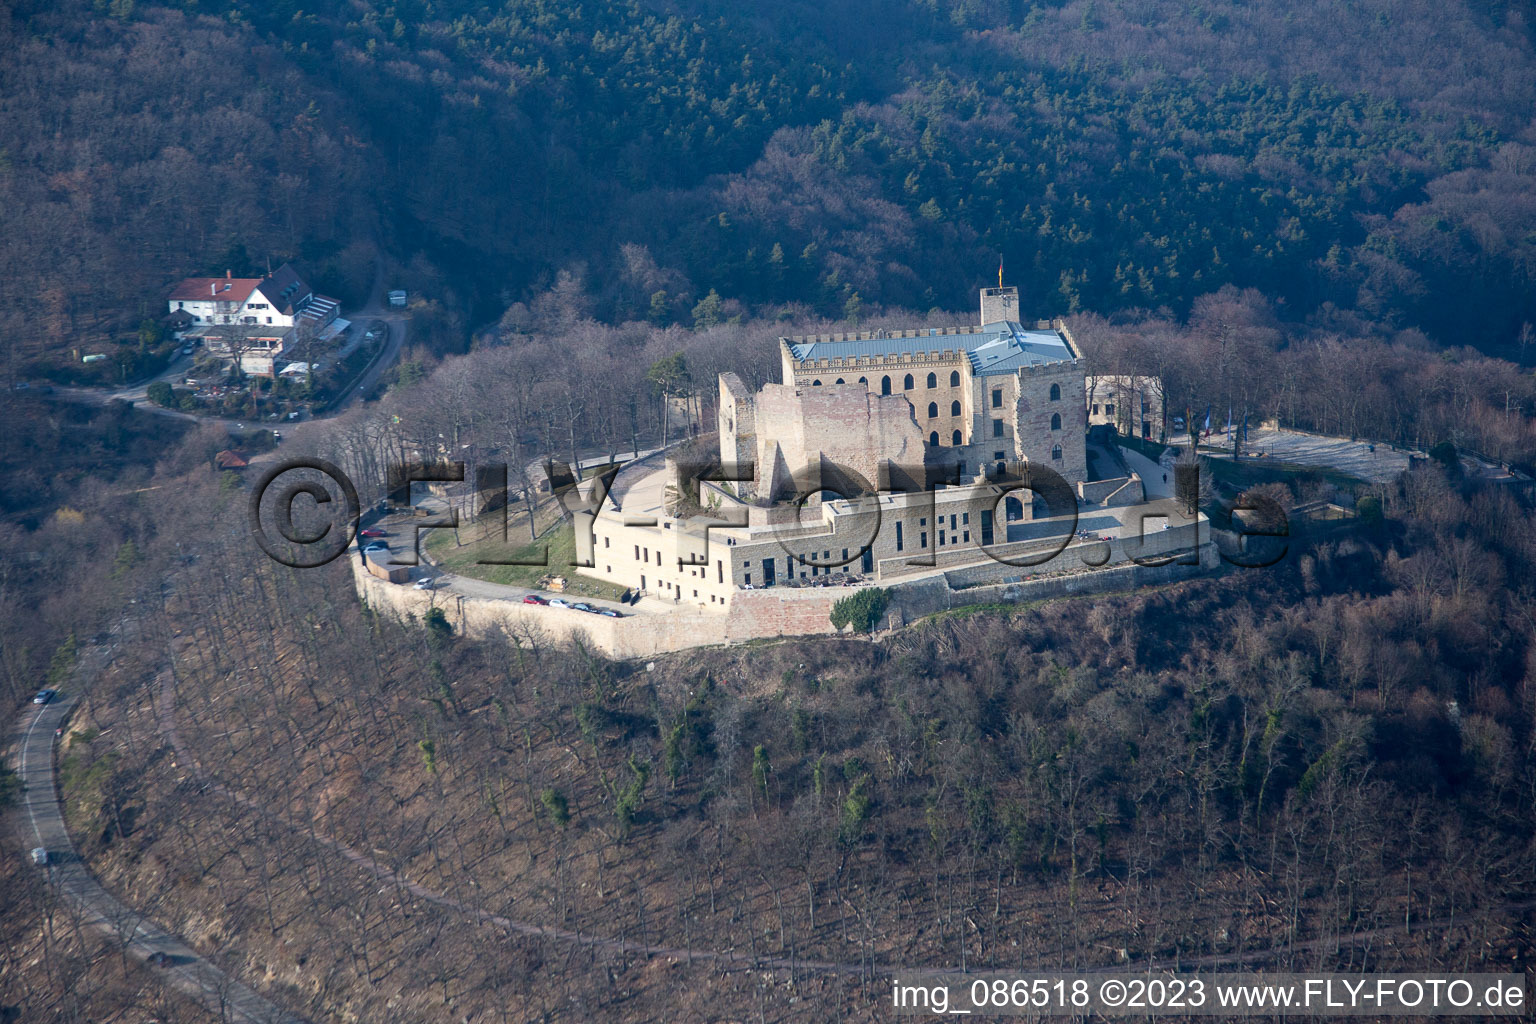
[12, 680, 308, 1024]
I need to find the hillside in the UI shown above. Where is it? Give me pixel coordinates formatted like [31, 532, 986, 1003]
[22, 458, 1534, 1022]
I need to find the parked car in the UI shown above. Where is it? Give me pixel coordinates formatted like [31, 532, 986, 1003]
[548, 598, 570, 608]
[31, 847, 47, 866]
[363, 541, 388, 553]
[413, 578, 434, 590]
[571, 602, 593, 613]
[32, 689, 56, 705]
[359, 528, 387, 538]
[522, 594, 547, 605]
[597, 608, 622, 618]
[1172, 416, 1186, 432]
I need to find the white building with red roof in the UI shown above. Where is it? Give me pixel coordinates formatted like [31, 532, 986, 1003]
[168, 264, 341, 375]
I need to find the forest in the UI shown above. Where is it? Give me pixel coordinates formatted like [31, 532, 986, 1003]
[3, 0, 1535, 377]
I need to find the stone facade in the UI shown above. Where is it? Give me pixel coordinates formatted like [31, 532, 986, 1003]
[568, 286, 1208, 625]
[753, 383, 923, 501]
[1086, 374, 1165, 439]
[776, 289, 1086, 480]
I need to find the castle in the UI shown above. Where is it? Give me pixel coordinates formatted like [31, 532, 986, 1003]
[570, 286, 1203, 614]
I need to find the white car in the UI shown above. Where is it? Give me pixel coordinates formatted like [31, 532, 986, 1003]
[363, 541, 388, 553]
[413, 578, 434, 590]
[548, 598, 571, 609]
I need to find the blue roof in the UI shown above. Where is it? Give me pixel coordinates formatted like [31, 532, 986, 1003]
[786, 321, 1073, 377]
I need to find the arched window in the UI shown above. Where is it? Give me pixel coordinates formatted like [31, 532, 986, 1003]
[880, 376, 891, 395]
[858, 376, 867, 385]
[835, 377, 845, 384]
[950, 370, 960, 387]
[929, 431, 940, 447]
[995, 461, 1007, 477]
[1050, 413, 1061, 430]
[951, 429, 962, 445]
[950, 400, 961, 416]
[1051, 445, 1063, 461]
[812, 379, 822, 386]
[1049, 383, 1061, 401]
[926, 372, 937, 388]
[903, 373, 914, 390]
[927, 402, 938, 418]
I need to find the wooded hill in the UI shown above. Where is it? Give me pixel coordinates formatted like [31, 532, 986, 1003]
[3, 0, 1535, 374]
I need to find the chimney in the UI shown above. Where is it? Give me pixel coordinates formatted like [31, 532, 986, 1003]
[210, 282, 216, 296]
[226, 269, 232, 279]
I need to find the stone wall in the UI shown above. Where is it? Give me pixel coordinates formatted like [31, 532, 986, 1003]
[754, 383, 923, 500]
[1012, 362, 1088, 482]
[1077, 474, 1144, 506]
[886, 555, 1212, 626]
[717, 373, 755, 480]
[353, 555, 850, 658]
[358, 520, 1213, 658]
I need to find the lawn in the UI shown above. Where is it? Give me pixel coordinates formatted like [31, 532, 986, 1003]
[424, 518, 629, 601]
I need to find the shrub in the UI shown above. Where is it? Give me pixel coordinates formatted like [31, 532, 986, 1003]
[829, 587, 889, 633]
[146, 380, 174, 407]
[424, 607, 452, 646]
[540, 787, 570, 826]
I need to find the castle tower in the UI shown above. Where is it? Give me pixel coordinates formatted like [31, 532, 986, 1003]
[980, 285, 1020, 325]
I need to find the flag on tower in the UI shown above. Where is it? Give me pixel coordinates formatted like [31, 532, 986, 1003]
[998, 256, 1004, 288]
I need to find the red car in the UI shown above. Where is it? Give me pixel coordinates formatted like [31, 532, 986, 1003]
[523, 594, 547, 605]
[359, 528, 387, 538]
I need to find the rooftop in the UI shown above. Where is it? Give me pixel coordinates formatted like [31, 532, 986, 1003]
[784, 320, 1075, 376]
[169, 276, 261, 303]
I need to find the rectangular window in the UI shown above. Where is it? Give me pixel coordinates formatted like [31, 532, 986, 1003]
[992, 419, 1004, 437]
[962, 512, 970, 525]
[993, 451, 1005, 460]
[1092, 404, 1100, 415]
[605, 565, 611, 573]
[640, 546, 646, 561]
[963, 530, 970, 543]
[604, 536, 610, 548]
[919, 517, 927, 526]
[920, 531, 928, 548]
[744, 574, 751, 586]
[896, 522, 904, 552]
[939, 530, 945, 546]
[950, 514, 956, 530]
[992, 389, 1002, 408]
[717, 560, 724, 583]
